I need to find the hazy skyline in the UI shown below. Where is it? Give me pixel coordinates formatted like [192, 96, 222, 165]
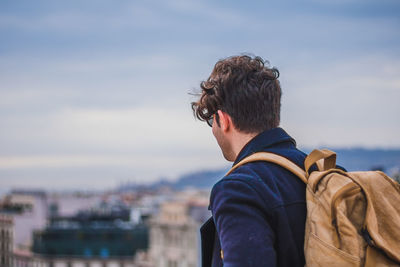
[1, 0, 399, 190]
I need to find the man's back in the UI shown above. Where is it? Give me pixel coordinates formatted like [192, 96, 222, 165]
[201, 128, 307, 267]
[191, 55, 306, 266]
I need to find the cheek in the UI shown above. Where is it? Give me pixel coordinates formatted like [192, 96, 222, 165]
[212, 125, 222, 146]
[212, 126, 226, 151]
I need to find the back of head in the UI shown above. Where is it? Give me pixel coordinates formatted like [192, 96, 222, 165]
[192, 55, 282, 134]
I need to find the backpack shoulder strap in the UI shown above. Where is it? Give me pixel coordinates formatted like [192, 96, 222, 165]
[226, 152, 308, 184]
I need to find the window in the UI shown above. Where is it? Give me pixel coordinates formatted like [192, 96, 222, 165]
[168, 260, 178, 267]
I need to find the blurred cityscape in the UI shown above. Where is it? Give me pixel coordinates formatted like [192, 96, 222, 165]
[1, 148, 400, 267]
[0, 186, 210, 267]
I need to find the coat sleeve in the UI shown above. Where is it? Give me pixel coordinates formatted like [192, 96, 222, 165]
[210, 177, 277, 267]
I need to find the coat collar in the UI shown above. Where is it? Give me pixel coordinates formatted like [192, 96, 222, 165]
[233, 127, 296, 165]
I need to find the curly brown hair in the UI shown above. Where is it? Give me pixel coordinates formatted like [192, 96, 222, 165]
[191, 55, 281, 133]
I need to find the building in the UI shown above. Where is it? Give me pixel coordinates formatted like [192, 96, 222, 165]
[1, 190, 48, 252]
[0, 214, 13, 267]
[149, 195, 209, 267]
[31, 206, 149, 267]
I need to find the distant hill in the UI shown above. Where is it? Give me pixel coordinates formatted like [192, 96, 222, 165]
[116, 168, 228, 192]
[170, 169, 228, 190]
[167, 148, 400, 190]
[118, 148, 400, 192]
[139, 169, 227, 191]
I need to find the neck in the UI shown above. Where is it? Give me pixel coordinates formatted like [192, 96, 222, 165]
[229, 131, 259, 161]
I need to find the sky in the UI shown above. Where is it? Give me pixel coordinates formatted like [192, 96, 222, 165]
[0, 0, 399, 191]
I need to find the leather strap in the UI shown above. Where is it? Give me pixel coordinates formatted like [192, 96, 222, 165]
[304, 149, 336, 174]
[226, 152, 308, 184]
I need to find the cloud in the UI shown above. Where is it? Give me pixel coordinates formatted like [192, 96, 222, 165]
[0, 1, 173, 33]
[281, 55, 400, 148]
[0, 106, 218, 152]
[0, 105, 226, 188]
[0, 153, 225, 178]
[0, 0, 399, 190]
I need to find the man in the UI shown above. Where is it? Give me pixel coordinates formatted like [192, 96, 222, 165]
[191, 55, 307, 267]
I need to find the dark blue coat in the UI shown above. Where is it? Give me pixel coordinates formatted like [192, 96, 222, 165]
[200, 127, 307, 267]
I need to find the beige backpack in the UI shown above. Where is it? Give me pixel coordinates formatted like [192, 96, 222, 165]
[230, 149, 400, 266]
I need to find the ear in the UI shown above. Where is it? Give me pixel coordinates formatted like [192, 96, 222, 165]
[217, 110, 232, 133]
